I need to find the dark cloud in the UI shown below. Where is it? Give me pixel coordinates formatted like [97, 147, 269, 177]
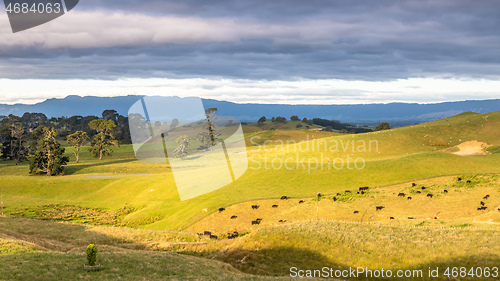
[1, 0, 500, 81]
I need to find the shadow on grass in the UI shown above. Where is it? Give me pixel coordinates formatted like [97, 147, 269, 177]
[0, 217, 129, 252]
[206, 246, 500, 280]
[64, 159, 138, 175]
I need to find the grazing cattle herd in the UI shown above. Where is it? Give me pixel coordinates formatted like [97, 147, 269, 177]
[203, 178, 498, 240]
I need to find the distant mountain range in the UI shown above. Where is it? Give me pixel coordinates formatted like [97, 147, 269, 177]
[1, 95, 499, 125]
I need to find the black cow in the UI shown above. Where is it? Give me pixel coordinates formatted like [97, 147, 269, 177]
[332, 197, 337, 202]
[251, 205, 260, 209]
[376, 206, 385, 211]
[390, 217, 395, 220]
[497, 208, 500, 212]
[280, 196, 288, 200]
[398, 193, 405, 197]
[483, 195, 490, 200]
[412, 183, 417, 187]
[337, 193, 341, 196]
[278, 219, 287, 223]
[457, 177, 462, 181]
[416, 191, 421, 194]
[204, 231, 211, 236]
[210, 235, 218, 240]
[421, 186, 426, 190]
[427, 194, 433, 198]
[443, 190, 448, 193]
[407, 197, 412, 200]
[230, 215, 238, 219]
[480, 201, 485, 206]
[345, 190, 351, 193]
[218, 207, 225, 213]
[478, 207, 487, 211]
[361, 191, 365, 195]
[353, 211, 359, 214]
[408, 217, 415, 219]
[298, 200, 305, 204]
[272, 205, 279, 208]
[256, 218, 262, 221]
[359, 187, 369, 191]
[228, 235, 235, 239]
[466, 180, 471, 184]
[251, 220, 260, 225]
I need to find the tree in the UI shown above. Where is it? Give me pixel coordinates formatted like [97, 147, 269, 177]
[275, 116, 286, 123]
[29, 127, 69, 176]
[170, 118, 179, 131]
[199, 108, 221, 150]
[0, 115, 28, 164]
[67, 131, 89, 163]
[290, 115, 300, 121]
[271, 117, 275, 122]
[302, 117, 308, 122]
[102, 109, 119, 123]
[174, 135, 190, 159]
[88, 119, 119, 160]
[375, 122, 391, 131]
[257, 116, 266, 125]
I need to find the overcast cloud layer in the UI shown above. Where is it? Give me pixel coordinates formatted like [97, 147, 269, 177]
[0, 0, 499, 104]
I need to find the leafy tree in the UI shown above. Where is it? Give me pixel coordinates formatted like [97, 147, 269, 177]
[67, 131, 89, 163]
[88, 119, 119, 160]
[275, 116, 286, 123]
[21, 112, 47, 131]
[271, 117, 275, 122]
[0, 115, 28, 163]
[170, 118, 179, 131]
[290, 115, 300, 121]
[302, 117, 308, 122]
[375, 122, 391, 131]
[174, 135, 190, 159]
[102, 109, 119, 122]
[257, 116, 266, 125]
[29, 127, 69, 176]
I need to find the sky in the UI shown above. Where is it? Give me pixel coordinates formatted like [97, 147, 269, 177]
[0, 0, 499, 105]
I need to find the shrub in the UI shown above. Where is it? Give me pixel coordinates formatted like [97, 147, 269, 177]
[296, 123, 303, 128]
[375, 122, 391, 131]
[86, 244, 98, 266]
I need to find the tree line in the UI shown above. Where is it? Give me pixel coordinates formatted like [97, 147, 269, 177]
[0, 110, 122, 176]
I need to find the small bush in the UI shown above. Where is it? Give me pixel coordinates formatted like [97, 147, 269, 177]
[86, 244, 98, 266]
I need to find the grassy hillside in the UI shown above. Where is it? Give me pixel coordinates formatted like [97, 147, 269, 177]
[0, 217, 301, 281]
[1, 217, 498, 280]
[0, 111, 499, 231]
[1, 111, 500, 279]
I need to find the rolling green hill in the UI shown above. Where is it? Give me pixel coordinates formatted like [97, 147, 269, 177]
[0, 111, 499, 231]
[1, 111, 500, 280]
